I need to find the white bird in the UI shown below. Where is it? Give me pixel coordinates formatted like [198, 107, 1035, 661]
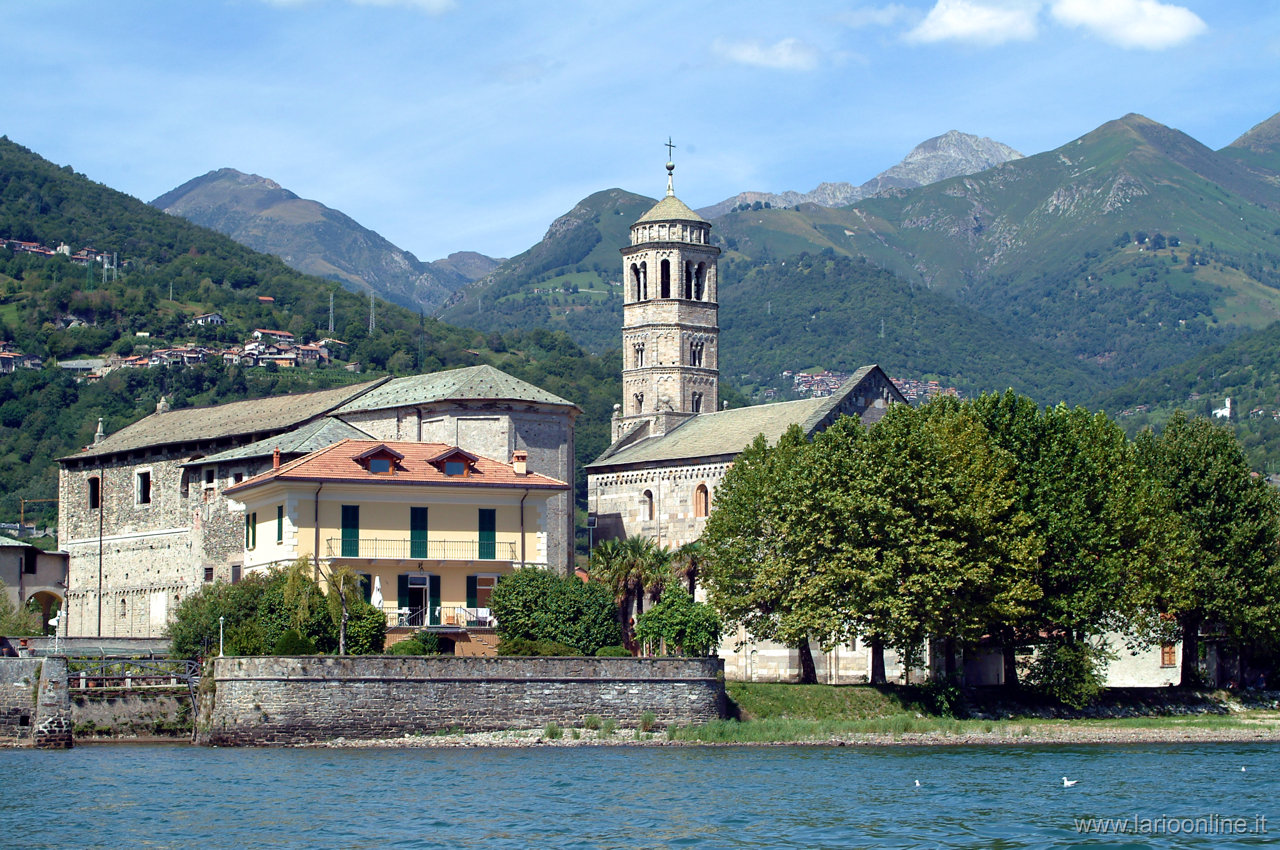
[1242, 767, 1247, 772]
[914, 780, 921, 788]
[1062, 776, 1078, 787]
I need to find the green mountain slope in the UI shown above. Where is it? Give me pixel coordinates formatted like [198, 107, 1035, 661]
[151, 169, 490, 313]
[437, 188, 655, 353]
[0, 137, 622, 526]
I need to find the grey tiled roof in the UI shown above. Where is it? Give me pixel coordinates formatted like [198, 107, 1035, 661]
[334, 365, 578, 413]
[186, 417, 372, 466]
[636, 194, 704, 224]
[63, 379, 388, 461]
[587, 365, 884, 469]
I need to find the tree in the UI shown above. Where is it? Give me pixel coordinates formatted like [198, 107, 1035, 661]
[634, 587, 722, 656]
[325, 564, 384, 655]
[1134, 411, 1280, 686]
[0, 580, 42, 635]
[491, 567, 621, 655]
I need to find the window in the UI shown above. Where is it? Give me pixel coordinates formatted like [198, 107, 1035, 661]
[233, 472, 244, 484]
[467, 574, 498, 610]
[245, 512, 257, 549]
[643, 490, 655, 521]
[119, 598, 127, 619]
[690, 340, 704, 367]
[694, 484, 709, 518]
[691, 392, 703, 414]
[410, 507, 429, 559]
[633, 343, 645, 369]
[694, 263, 706, 300]
[204, 566, 215, 583]
[1161, 643, 1176, 668]
[341, 505, 359, 557]
[660, 259, 671, 298]
[276, 505, 284, 544]
[633, 392, 644, 414]
[22, 549, 37, 575]
[444, 461, 466, 477]
[683, 261, 693, 299]
[478, 509, 496, 560]
[204, 468, 215, 487]
[88, 476, 100, 510]
[136, 470, 151, 505]
[369, 457, 392, 474]
[231, 564, 242, 584]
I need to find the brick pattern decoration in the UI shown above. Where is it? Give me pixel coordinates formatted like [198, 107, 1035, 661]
[197, 656, 726, 746]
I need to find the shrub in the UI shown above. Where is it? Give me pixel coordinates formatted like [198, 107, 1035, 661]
[633, 587, 722, 656]
[583, 714, 602, 730]
[1023, 640, 1111, 709]
[594, 645, 631, 657]
[543, 722, 563, 740]
[639, 711, 656, 732]
[491, 568, 621, 655]
[343, 601, 388, 655]
[600, 717, 618, 737]
[496, 637, 580, 656]
[273, 629, 317, 655]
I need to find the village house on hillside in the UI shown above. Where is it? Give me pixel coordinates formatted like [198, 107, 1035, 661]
[57, 365, 579, 639]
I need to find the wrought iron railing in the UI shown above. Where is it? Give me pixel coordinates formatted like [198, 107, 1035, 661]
[382, 605, 497, 629]
[325, 538, 516, 561]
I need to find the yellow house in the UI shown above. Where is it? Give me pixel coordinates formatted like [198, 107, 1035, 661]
[224, 439, 568, 654]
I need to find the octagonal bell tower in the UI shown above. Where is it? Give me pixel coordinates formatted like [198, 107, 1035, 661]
[614, 158, 721, 442]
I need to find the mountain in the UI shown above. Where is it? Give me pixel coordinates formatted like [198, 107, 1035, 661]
[696, 131, 1023, 218]
[437, 188, 656, 354]
[152, 169, 493, 314]
[713, 112, 1280, 387]
[1222, 112, 1280, 175]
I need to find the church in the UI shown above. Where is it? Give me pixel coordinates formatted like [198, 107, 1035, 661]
[585, 160, 907, 682]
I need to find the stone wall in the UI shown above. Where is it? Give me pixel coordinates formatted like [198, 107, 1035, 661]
[0, 657, 72, 747]
[197, 655, 726, 746]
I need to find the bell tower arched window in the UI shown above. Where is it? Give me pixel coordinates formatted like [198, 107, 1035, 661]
[660, 259, 671, 299]
[691, 391, 703, 413]
[694, 483, 709, 518]
[694, 263, 706, 300]
[633, 343, 645, 368]
[690, 340, 704, 367]
[633, 392, 644, 414]
[683, 261, 693, 299]
[643, 490, 655, 521]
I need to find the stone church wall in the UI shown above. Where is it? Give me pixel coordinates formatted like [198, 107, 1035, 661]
[588, 460, 729, 550]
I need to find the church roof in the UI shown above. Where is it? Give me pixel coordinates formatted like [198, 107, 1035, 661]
[183, 416, 372, 466]
[636, 194, 705, 224]
[62, 379, 388, 462]
[587, 365, 892, 470]
[334, 364, 578, 414]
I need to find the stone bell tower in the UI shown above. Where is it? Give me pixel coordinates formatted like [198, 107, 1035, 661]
[613, 157, 721, 442]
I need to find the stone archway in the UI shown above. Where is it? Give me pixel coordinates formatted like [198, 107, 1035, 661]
[26, 591, 62, 635]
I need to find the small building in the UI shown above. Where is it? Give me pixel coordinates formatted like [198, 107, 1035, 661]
[0, 536, 67, 629]
[192, 312, 226, 327]
[225, 440, 568, 654]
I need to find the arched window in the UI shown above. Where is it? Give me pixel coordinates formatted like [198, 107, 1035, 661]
[630, 263, 641, 301]
[633, 343, 645, 368]
[633, 392, 644, 414]
[119, 597, 127, 619]
[660, 259, 671, 299]
[683, 261, 693, 299]
[639, 262, 648, 300]
[694, 484, 709, 518]
[694, 263, 706, 300]
[690, 341, 704, 367]
[691, 391, 703, 413]
[642, 490, 655, 521]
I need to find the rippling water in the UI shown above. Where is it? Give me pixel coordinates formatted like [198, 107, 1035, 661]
[2, 742, 1277, 848]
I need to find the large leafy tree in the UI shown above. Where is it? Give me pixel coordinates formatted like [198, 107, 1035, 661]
[1134, 411, 1280, 686]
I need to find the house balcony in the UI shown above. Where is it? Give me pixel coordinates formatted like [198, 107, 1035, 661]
[324, 538, 518, 562]
[381, 605, 497, 631]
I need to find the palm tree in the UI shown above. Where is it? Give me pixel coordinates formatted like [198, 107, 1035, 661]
[671, 541, 704, 596]
[589, 538, 635, 649]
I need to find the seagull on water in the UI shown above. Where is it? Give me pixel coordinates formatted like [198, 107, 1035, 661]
[914, 780, 921, 788]
[1062, 776, 1078, 787]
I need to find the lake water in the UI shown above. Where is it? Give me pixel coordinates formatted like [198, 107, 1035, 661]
[2, 742, 1277, 848]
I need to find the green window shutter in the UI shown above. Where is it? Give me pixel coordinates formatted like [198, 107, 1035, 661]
[245, 513, 251, 548]
[429, 574, 441, 626]
[341, 505, 359, 557]
[410, 507, 428, 559]
[397, 574, 410, 610]
[478, 508, 496, 560]
[466, 575, 478, 609]
[250, 512, 257, 548]
[276, 505, 284, 544]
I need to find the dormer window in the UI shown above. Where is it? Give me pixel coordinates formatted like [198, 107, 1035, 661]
[355, 444, 404, 475]
[427, 446, 480, 478]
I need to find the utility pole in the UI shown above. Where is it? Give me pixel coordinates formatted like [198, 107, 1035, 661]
[368, 292, 375, 333]
[329, 292, 335, 333]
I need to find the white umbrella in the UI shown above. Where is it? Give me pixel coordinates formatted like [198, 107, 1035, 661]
[370, 575, 384, 609]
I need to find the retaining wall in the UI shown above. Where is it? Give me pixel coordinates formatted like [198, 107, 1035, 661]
[197, 655, 726, 746]
[0, 657, 72, 748]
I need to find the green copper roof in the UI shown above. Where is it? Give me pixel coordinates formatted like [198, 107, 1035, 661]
[187, 416, 372, 466]
[334, 364, 578, 414]
[636, 195, 705, 224]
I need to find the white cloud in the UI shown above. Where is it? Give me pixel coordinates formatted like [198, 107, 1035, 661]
[835, 4, 915, 29]
[1050, 0, 1206, 49]
[712, 37, 821, 71]
[905, 0, 1040, 46]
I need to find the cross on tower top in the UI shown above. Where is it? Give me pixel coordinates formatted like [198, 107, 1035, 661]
[665, 137, 676, 160]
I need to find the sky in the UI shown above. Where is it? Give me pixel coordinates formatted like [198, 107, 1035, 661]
[4, 0, 1279, 262]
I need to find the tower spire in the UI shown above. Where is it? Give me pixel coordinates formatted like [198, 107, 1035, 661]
[665, 137, 676, 197]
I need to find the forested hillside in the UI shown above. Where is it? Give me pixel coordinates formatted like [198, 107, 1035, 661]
[0, 137, 622, 528]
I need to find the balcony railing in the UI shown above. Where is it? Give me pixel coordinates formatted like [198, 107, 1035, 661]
[382, 605, 497, 630]
[325, 538, 517, 561]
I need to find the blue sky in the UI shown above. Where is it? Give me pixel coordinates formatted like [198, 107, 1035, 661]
[3, 1, 1277, 262]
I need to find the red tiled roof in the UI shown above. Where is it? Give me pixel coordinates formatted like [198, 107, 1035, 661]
[226, 439, 567, 495]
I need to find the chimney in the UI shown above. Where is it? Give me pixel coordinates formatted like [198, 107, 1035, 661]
[94, 417, 105, 445]
[512, 450, 527, 476]
[156, 395, 169, 414]
[273, 447, 281, 470]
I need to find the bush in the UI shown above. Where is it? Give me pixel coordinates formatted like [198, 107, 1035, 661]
[543, 722, 563, 740]
[491, 569, 621, 654]
[633, 587, 722, 656]
[594, 645, 631, 657]
[343, 601, 388, 655]
[496, 637, 580, 656]
[273, 629, 317, 655]
[1023, 640, 1111, 709]
[583, 714, 602, 730]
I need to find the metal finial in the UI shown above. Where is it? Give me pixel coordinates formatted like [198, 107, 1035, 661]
[665, 138, 676, 196]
